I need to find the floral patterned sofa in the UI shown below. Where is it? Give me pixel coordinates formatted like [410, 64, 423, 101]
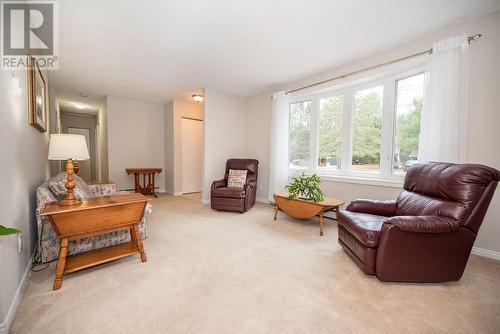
[35, 172, 152, 263]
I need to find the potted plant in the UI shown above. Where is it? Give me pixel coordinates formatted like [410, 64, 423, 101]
[285, 172, 325, 202]
[0, 225, 21, 236]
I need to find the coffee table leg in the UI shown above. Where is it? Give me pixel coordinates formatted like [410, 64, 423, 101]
[53, 238, 68, 290]
[274, 203, 279, 221]
[132, 224, 147, 262]
[319, 211, 324, 236]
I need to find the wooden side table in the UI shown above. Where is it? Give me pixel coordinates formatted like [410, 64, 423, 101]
[40, 193, 150, 290]
[125, 168, 162, 197]
[273, 192, 345, 236]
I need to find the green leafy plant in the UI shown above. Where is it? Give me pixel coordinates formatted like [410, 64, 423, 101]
[0, 225, 21, 236]
[285, 172, 325, 202]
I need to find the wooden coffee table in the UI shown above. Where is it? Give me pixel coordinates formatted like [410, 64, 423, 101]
[40, 193, 150, 290]
[273, 192, 345, 236]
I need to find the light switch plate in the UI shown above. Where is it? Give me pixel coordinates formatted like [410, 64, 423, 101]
[18, 233, 22, 253]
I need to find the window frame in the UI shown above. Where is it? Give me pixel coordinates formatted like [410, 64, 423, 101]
[288, 65, 425, 185]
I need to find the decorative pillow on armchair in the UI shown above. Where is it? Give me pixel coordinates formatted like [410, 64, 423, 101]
[227, 169, 247, 188]
[49, 172, 91, 199]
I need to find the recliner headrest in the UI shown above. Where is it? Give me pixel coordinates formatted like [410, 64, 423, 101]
[404, 162, 500, 204]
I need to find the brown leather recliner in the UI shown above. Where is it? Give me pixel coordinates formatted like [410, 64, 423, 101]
[211, 159, 259, 213]
[338, 162, 500, 283]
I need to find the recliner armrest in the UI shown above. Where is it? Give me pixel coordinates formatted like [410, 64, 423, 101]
[347, 199, 397, 217]
[211, 179, 226, 190]
[244, 180, 256, 190]
[386, 216, 459, 233]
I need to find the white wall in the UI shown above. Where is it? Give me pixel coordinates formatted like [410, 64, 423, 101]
[164, 100, 203, 195]
[164, 101, 174, 193]
[245, 11, 500, 255]
[107, 96, 165, 192]
[0, 69, 50, 332]
[203, 89, 247, 202]
[244, 91, 273, 201]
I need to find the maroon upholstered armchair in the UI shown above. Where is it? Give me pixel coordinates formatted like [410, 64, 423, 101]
[211, 159, 259, 213]
[338, 162, 500, 283]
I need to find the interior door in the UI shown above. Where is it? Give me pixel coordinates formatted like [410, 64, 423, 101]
[181, 118, 203, 193]
[68, 127, 92, 182]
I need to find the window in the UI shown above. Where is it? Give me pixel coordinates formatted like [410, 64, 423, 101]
[289, 101, 311, 170]
[393, 73, 424, 175]
[318, 95, 343, 171]
[288, 69, 425, 182]
[352, 86, 383, 173]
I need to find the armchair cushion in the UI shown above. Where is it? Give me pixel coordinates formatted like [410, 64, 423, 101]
[88, 183, 118, 197]
[386, 216, 459, 233]
[211, 187, 246, 199]
[347, 199, 397, 217]
[338, 210, 388, 247]
[227, 169, 247, 188]
[48, 172, 92, 199]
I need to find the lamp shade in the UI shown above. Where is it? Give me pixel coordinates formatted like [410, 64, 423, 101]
[48, 134, 90, 160]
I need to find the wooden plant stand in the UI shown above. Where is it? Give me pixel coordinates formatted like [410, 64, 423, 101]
[126, 168, 163, 197]
[40, 193, 150, 290]
[273, 192, 345, 236]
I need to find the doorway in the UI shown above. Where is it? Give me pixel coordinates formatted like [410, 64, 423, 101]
[68, 127, 92, 182]
[181, 117, 203, 194]
[61, 112, 97, 183]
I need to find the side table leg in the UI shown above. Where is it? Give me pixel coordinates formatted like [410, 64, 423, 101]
[274, 203, 278, 221]
[53, 238, 68, 290]
[152, 172, 157, 198]
[134, 173, 140, 193]
[319, 211, 324, 236]
[133, 224, 147, 262]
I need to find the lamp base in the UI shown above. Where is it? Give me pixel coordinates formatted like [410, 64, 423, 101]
[57, 198, 82, 206]
[58, 159, 82, 206]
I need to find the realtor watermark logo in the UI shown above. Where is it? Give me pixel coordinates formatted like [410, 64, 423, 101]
[1, 0, 59, 70]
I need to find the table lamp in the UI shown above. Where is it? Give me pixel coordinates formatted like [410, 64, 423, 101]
[48, 134, 90, 206]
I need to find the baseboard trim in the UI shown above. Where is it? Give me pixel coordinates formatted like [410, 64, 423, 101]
[201, 199, 210, 205]
[472, 247, 500, 261]
[256, 197, 270, 204]
[165, 191, 183, 196]
[0, 254, 33, 334]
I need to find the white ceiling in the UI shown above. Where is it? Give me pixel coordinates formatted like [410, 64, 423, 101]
[48, 0, 500, 103]
[57, 88, 104, 114]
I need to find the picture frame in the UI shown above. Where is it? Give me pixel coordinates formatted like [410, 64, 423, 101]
[27, 56, 48, 132]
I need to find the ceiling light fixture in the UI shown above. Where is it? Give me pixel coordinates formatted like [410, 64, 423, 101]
[192, 94, 204, 103]
[72, 102, 88, 110]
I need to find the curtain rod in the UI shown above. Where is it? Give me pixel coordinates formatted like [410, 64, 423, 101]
[285, 33, 482, 95]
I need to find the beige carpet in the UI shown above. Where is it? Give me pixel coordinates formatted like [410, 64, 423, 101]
[182, 192, 202, 202]
[11, 195, 500, 334]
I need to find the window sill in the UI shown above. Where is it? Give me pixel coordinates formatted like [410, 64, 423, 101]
[319, 174, 403, 188]
[289, 170, 404, 188]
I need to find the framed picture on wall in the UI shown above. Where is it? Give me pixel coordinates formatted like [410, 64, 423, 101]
[28, 56, 48, 132]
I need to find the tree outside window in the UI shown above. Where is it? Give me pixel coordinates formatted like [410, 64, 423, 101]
[318, 96, 343, 171]
[289, 101, 311, 169]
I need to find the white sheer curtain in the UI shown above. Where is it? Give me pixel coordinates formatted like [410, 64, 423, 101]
[268, 91, 290, 202]
[418, 35, 470, 163]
